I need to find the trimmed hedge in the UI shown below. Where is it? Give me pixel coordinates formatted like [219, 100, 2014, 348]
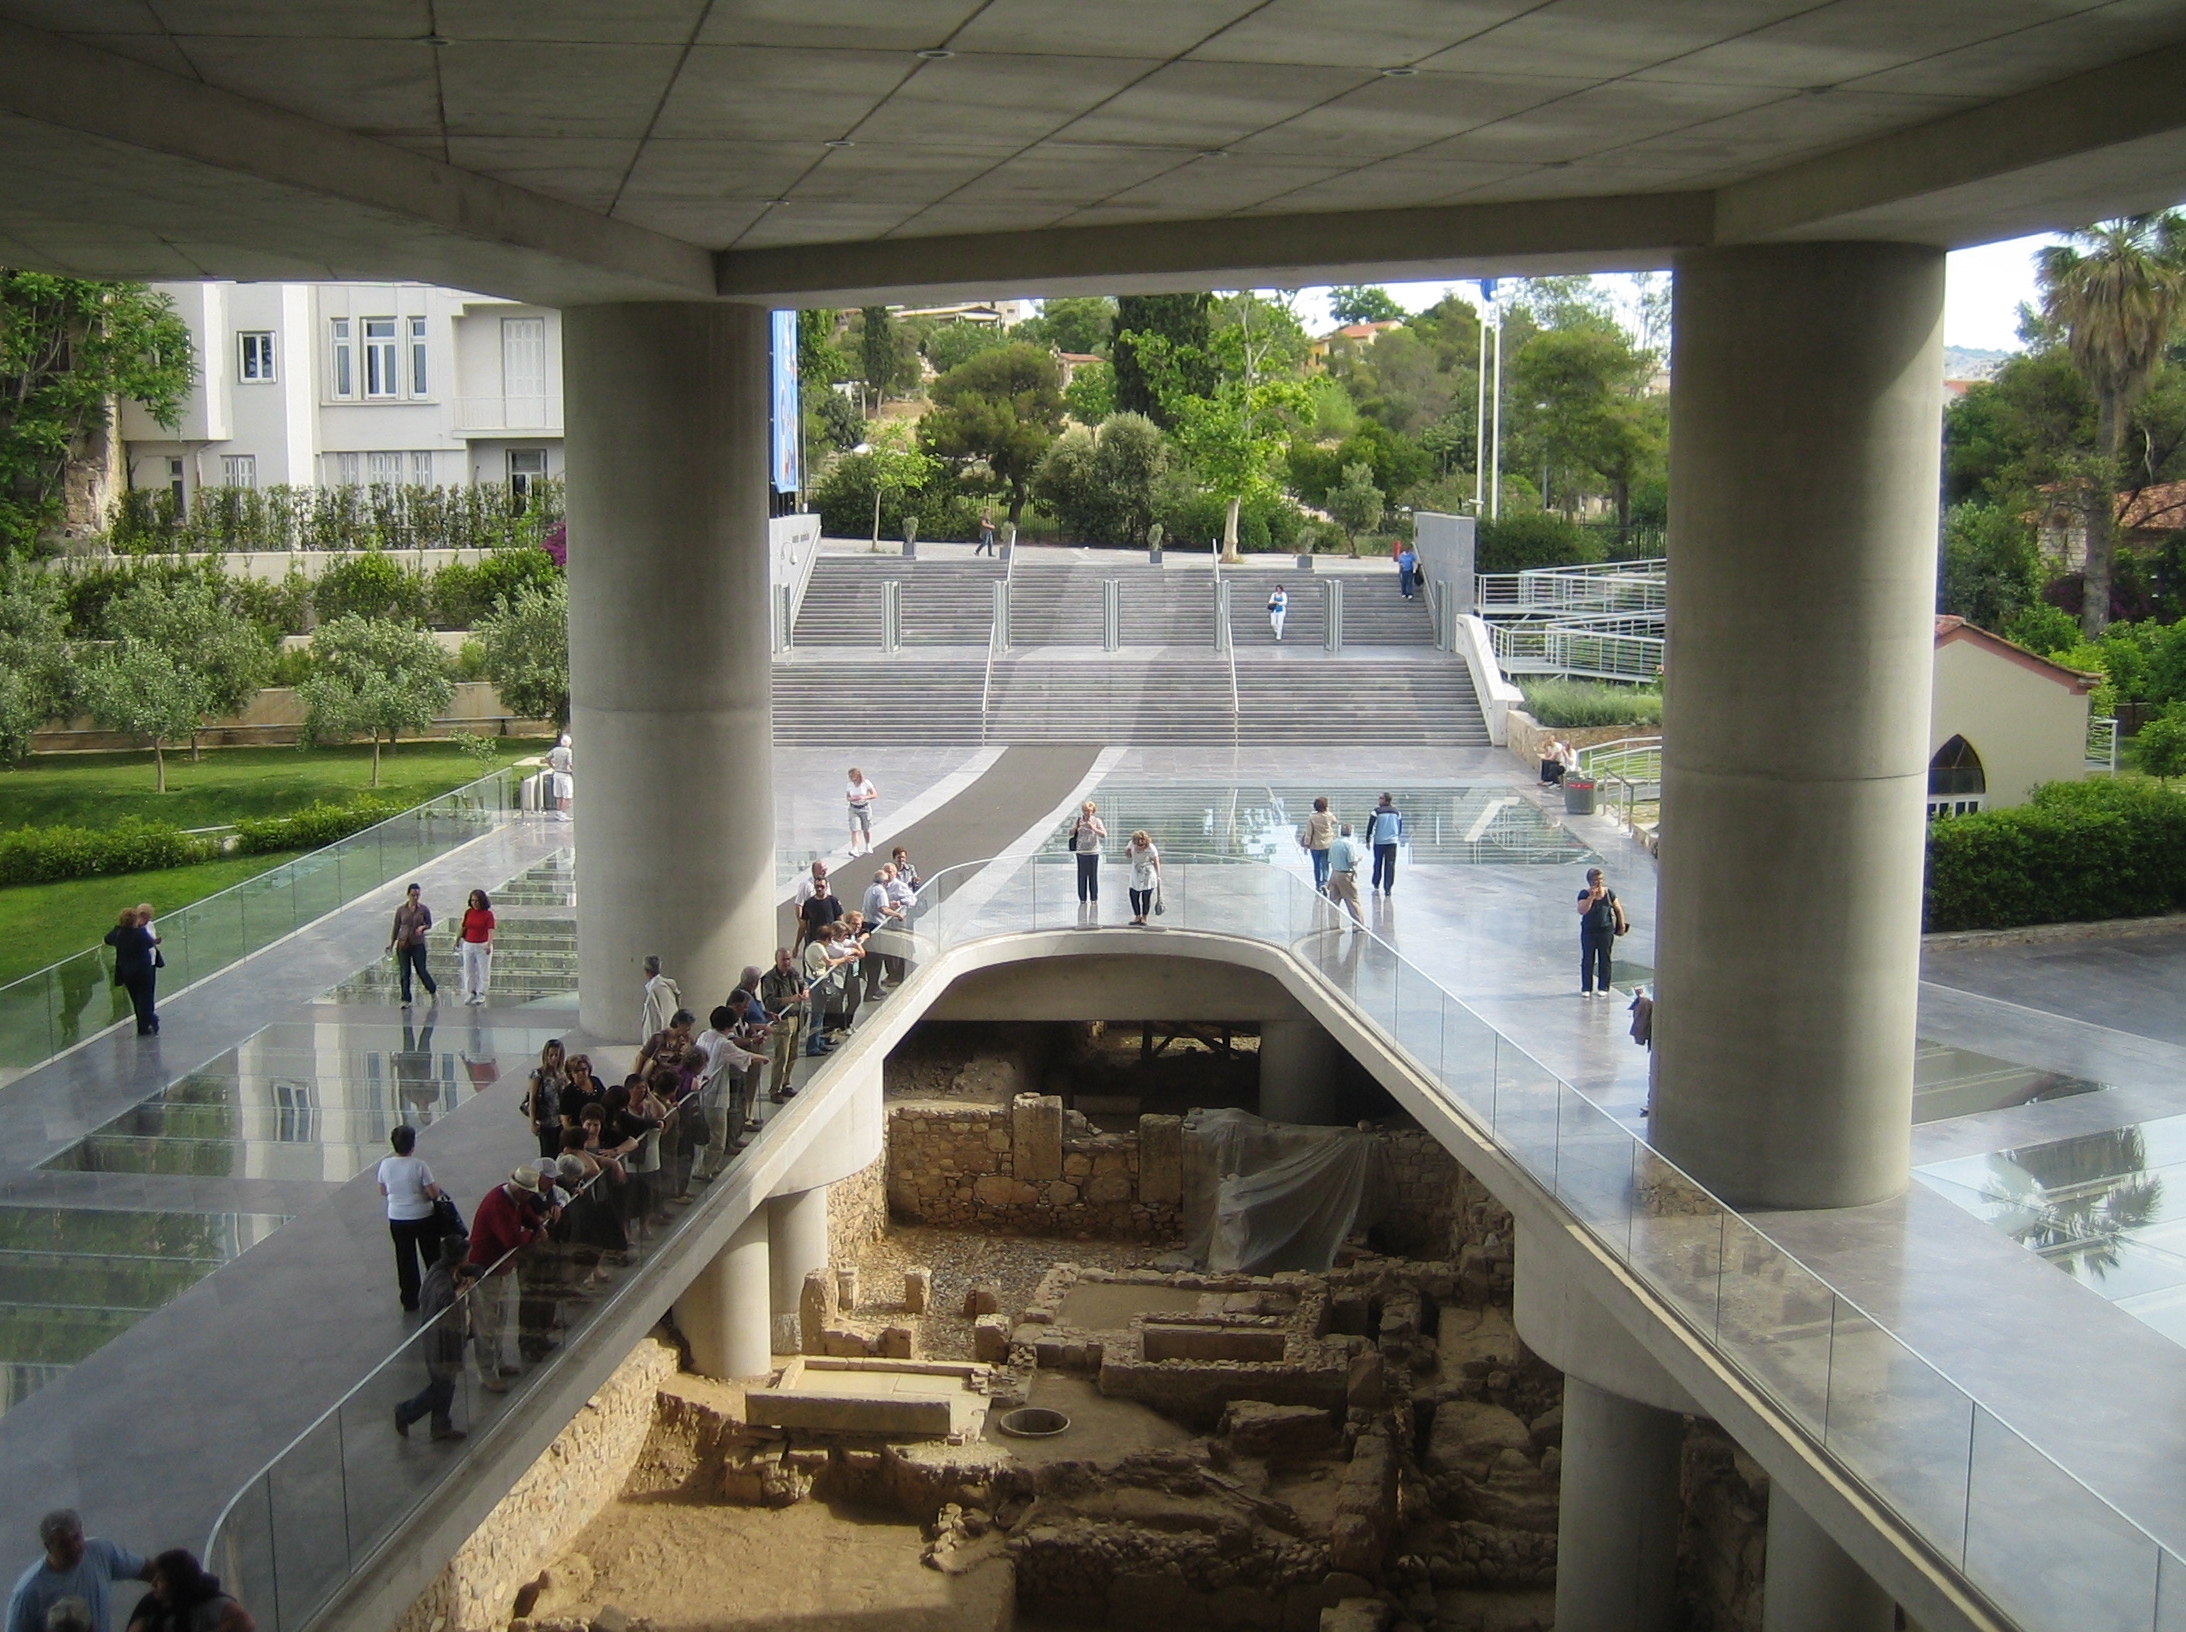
[0, 798, 407, 887]
[233, 799, 405, 854]
[0, 820, 216, 886]
[1925, 779, 2186, 932]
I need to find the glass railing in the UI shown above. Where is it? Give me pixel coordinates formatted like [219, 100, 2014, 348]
[0, 770, 524, 1085]
[911, 855, 2186, 1632]
[208, 1085, 720, 1632]
[203, 851, 2184, 1632]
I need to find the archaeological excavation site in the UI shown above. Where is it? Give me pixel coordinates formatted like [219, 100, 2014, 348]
[393, 989, 1779, 1632]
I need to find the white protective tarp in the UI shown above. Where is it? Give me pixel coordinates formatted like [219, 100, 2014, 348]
[1183, 1108, 1390, 1274]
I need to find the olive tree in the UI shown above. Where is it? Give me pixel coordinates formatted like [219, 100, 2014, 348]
[300, 614, 454, 784]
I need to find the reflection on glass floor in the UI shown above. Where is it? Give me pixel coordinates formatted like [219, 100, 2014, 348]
[38, 1020, 565, 1181]
[0, 1209, 286, 1412]
[1041, 783, 1597, 866]
[1917, 1113, 2186, 1346]
[323, 852, 577, 1007]
[1912, 1041, 2108, 1126]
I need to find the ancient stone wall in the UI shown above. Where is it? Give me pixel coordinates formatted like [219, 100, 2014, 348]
[393, 1336, 679, 1632]
[826, 1150, 888, 1259]
[886, 1096, 1183, 1242]
[1678, 1419, 1770, 1632]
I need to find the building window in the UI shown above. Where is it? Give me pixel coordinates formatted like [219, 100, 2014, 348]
[363, 318, 398, 398]
[166, 457, 185, 515]
[335, 452, 360, 485]
[238, 332, 275, 383]
[221, 455, 256, 489]
[408, 316, 429, 397]
[508, 448, 547, 512]
[411, 450, 435, 486]
[502, 316, 545, 403]
[367, 451, 405, 486]
[330, 319, 353, 399]
[1927, 735, 1986, 820]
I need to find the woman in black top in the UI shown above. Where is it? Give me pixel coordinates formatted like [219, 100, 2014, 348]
[105, 906, 160, 1035]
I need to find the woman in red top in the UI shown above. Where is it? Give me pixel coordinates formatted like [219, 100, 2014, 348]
[458, 888, 494, 1006]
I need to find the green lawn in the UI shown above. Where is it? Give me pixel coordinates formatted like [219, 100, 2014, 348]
[0, 851, 302, 987]
[0, 738, 543, 832]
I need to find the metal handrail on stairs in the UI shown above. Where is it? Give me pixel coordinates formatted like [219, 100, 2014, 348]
[979, 534, 1019, 743]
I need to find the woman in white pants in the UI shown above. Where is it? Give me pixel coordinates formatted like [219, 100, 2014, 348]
[458, 889, 495, 1005]
[1267, 584, 1288, 643]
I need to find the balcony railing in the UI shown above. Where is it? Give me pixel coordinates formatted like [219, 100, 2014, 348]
[451, 394, 562, 433]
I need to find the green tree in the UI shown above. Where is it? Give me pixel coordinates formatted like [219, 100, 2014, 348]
[923, 320, 1013, 375]
[104, 580, 272, 760]
[2039, 214, 2186, 634]
[1111, 294, 1214, 428]
[1329, 285, 1404, 325]
[314, 550, 431, 623]
[1032, 412, 1168, 544]
[1022, 296, 1116, 356]
[1507, 323, 1658, 521]
[0, 275, 193, 557]
[854, 306, 922, 410]
[0, 560, 71, 764]
[797, 308, 854, 387]
[860, 420, 936, 546]
[807, 387, 866, 453]
[920, 344, 1066, 524]
[2136, 713, 2186, 780]
[1327, 462, 1386, 554]
[78, 645, 200, 792]
[1941, 501, 2044, 631]
[2001, 601, 2084, 657]
[299, 615, 454, 785]
[1063, 358, 1115, 426]
[477, 577, 569, 728]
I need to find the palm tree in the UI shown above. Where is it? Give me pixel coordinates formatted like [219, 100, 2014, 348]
[2038, 214, 2186, 635]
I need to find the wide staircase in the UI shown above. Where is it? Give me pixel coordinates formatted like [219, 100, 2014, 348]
[776, 551, 1487, 750]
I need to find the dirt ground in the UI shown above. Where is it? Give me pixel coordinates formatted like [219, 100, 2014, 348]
[847, 1225, 1163, 1360]
[552, 1497, 1013, 1632]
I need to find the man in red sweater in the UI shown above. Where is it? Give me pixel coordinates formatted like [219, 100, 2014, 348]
[468, 1167, 547, 1391]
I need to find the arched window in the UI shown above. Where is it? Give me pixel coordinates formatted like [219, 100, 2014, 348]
[1928, 736, 1986, 817]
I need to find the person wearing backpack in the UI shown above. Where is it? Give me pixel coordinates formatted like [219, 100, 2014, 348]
[1576, 866, 1628, 997]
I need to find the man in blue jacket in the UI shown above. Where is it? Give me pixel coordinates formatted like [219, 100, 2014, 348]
[1367, 794, 1404, 896]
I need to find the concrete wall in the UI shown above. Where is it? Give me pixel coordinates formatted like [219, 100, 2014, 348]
[924, 954, 1311, 1024]
[1413, 510, 1478, 614]
[1930, 637, 2090, 809]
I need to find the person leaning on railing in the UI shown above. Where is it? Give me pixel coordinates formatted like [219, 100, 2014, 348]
[464, 1168, 547, 1392]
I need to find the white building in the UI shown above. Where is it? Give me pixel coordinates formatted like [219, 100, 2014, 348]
[119, 282, 565, 509]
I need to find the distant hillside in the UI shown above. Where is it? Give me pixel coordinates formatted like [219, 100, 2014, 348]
[1944, 346, 2012, 381]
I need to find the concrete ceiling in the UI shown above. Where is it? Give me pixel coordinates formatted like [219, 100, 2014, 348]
[0, 1, 2183, 304]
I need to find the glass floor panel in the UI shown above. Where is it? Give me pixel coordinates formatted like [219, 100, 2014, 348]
[1041, 783, 1598, 867]
[0, 1209, 286, 1413]
[1912, 1040, 2109, 1125]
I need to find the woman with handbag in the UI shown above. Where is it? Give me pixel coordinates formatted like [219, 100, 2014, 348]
[1124, 831, 1162, 926]
[1576, 866, 1629, 998]
[377, 1124, 447, 1312]
[525, 1040, 568, 1159]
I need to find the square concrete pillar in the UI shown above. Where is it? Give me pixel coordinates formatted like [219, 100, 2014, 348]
[1138, 1113, 1183, 1205]
[1013, 1092, 1064, 1182]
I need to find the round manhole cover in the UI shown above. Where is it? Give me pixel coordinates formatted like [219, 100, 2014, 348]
[997, 1406, 1071, 1438]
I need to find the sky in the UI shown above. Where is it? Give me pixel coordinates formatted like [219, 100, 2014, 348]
[1285, 231, 2062, 356]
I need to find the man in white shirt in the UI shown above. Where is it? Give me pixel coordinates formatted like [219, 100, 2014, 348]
[861, 867, 907, 998]
[695, 1004, 766, 1168]
[846, 769, 879, 857]
[639, 956, 682, 1041]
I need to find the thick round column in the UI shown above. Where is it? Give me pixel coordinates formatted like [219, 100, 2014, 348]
[564, 302, 774, 1040]
[1654, 244, 1944, 1208]
[767, 1185, 830, 1324]
[674, 1208, 771, 1378]
[1258, 1018, 1342, 1123]
[1554, 1378, 1683, 1632]
[1762, 1487, 1894, 1632]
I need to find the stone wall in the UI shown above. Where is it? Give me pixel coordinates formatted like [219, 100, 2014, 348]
[827, 1150, 888, 1260]
[394, 1335, 680, 1632]
[886, 1095, 1183, 1242]
[1678, 1419, 1769, 1632]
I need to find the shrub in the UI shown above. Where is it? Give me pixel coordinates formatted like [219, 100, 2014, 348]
[1924, 778, 2186, 931]
[104, 480, 566, 554]
[313, 552, 430, 625]
[0, 820, 215, 886]
[1476, 511, 1605, 573]
[430, 547, 559, 629]
[233, 798, 406, 854]
[1518, 680, 1662, 729]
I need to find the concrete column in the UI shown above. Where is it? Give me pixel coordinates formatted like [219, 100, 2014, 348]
[1554, 1378, 1683, 1632]
[564, 301, 774, 1039]
[674, 1207, 770, 1379]
[1761, 1486, 1894, 1632]
[1653, 243, 1945, 1208]
[767, 1185, 830, 1325]
[1258, 1018, 1342, 1123]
